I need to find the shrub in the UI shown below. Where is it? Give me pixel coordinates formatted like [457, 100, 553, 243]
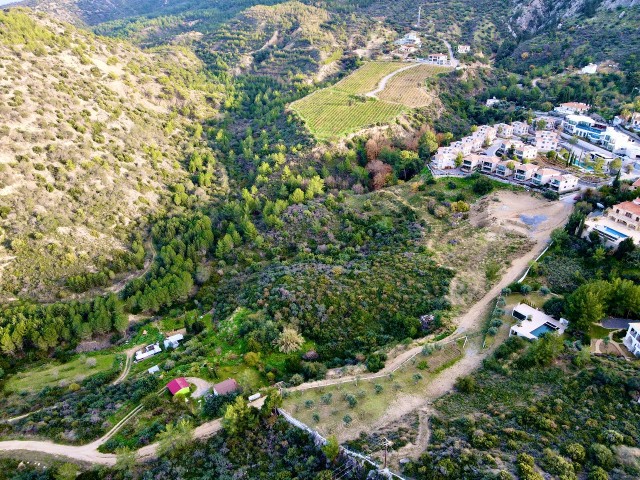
[289, 374, 304, 386]
[304, 400, 314, 409]
[455, 375, 477, 393]
[344, 394, 357, 408]
[365, 352, 387, 373]
[487, 326, 498, 336]
[520, 284, 532, 295]
[374, 384, 383, 394]
[589, 443, 615, 470]
[587, 466, 609, 480]
[562, 443, 586, 464]
[320, 393, 333, 405]
[343, 414, 352, 425]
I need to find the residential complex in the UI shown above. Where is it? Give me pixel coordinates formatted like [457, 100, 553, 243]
[461, 154, 483, 172]
[511, 121, 530, 136]
[514, 163, 538, 181]
[515, 144, 537, 161]
[561, 115, 607, 141]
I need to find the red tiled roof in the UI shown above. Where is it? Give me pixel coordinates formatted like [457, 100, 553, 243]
[615, 200, 640, 216]
[560, 102, 590, 111]
[213, 378, 239, 395]
[632, 178, 640, 187]
[166, 377, 189, 395]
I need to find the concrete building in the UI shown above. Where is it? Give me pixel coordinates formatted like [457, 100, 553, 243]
[164, 333, 184, 349]
[457, 45, 470, 53]
[600, 127, 636, 154]
[135, 344, 162, 362]
[535, 130, 559, 152]
[496, 123, 513, 138]
[461, 154, 483, 172]
[213, 378, 240, 396]
[554, 102, 590, 115]
[548, 174, 579, 193]
[480, 156, 501, 174]
[427, 53, 449, 65]
[514, 163, 538, 181]
[561, 115, 606, 141]
[515, 144, 538, 161]
[511, 121, 530, 136]
[496, 160, 518, 178]
[433, 147, 458, 169]
[486, 97, 500, 107]
[532, 168, 561, 187]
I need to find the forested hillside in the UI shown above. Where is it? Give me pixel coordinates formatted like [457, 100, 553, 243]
[0, 10, 226, 300]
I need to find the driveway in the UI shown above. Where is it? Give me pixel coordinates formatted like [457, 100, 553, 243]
[185, 377, 213, 398]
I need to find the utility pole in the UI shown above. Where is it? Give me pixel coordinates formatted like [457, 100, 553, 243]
[382, 437, 391, 469]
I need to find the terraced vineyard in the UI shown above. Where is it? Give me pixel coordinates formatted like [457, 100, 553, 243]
[291, 61, 449, 141]
[333, 61, 411, 94]
[290, 61, 410, 140]
[291, 88, 407, 141]
[377, 65, 451, 107]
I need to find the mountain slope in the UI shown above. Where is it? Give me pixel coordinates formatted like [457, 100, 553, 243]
[0, 10, 226, 300]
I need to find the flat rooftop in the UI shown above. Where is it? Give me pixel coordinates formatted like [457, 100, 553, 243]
[510, 303, 568, 340]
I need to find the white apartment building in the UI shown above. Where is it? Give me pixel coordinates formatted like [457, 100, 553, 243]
[496, 123, 513, 138]
[511, 121, 530, 136]
[535, 130, 559, 152]
[432, 147, 458, 169]
[515, 144, 538, 161]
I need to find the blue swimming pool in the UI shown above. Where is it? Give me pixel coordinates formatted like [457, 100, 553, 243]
[603, 226, 628, 239]
[531, 324, 554, 338]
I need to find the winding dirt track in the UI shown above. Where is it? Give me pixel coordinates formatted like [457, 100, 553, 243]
[0, 194, 573, 465]
[365, 63, 422, 98]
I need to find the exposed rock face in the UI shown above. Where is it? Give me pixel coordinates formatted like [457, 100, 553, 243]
[512, 0, 637, 33]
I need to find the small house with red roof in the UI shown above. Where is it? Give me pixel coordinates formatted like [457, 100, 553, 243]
[213, 378, 239, 396]
[166, 377, 190, 396]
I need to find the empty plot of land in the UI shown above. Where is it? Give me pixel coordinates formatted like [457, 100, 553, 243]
[377, 65, 450, 107]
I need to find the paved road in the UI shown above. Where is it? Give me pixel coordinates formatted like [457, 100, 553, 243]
[559, 132, 611, 158]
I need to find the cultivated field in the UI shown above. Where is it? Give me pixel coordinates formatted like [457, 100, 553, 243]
[282, 340, 464, 441]
[291, 61, 450, 140]
[332, 61, 411, 94]
[291, 89, 406, 140]
[377, 65, 450, 107]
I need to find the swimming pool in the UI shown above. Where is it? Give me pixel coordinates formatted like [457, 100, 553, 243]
[602, 226, 628, 239]
[531, 324, 554, 338]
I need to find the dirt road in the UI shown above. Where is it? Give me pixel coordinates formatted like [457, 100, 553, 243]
[185, 377, 213, 398]
[112, 346, 139, 385]
[365, 63, 422, 98]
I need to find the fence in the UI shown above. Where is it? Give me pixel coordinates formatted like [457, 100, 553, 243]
[277, 408, 409, 480]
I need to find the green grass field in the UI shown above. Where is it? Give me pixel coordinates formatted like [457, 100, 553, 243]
[5, 354, 117, 393]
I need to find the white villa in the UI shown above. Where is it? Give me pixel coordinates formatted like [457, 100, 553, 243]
[623, 323, 640, 357]
[532, 168, 561, 187]
[554, 102, 590, 115]
[164, 333, 184, 349]
[514, 163, 538, 181]
[427, 53, 449, 65]
[580, 63, 598, 75]
[562, 115, 606, 141]
[394, 31, 421, 47]
[461, 154, 484, 172]
[548, 174, 579, 193]
[135, 343, 162, 362]
[600, 127, 636, 154]
[496, 160, 518, 178]
[481, 156, 501, 173]
[486, 97, 500, 107]
[583, 199, 640, 248]
[457, 45, 470, 53]
[510, 303, 568, 340]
